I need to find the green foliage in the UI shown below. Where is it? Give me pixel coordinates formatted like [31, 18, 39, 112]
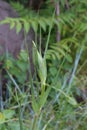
[5, 50, 29, 84]
[1, 0, 87, 130]
[0, 109, 15, 129]
[11, 1, 36, 17]
[0, 16, 56, 33]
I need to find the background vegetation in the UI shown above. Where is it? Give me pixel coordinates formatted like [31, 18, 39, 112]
[0, 0, 87, 130]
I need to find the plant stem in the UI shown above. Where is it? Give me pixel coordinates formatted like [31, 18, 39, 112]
[31, 113, 39, 130]
[67, 44, 84, 93]
[55, 1, 60, 42]
[0, 70, 3, 110]
[44, 10, 55, 59]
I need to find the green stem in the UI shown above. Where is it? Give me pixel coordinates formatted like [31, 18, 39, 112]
[31, 113, 39, 130]
[44, 10, 55, 59]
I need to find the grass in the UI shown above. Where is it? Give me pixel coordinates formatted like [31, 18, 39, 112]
[0, 45, 87, 130]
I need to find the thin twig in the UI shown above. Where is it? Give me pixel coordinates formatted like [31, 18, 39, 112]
[55, 1, 60, 42]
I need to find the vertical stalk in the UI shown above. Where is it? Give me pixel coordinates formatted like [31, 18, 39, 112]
[39, 27, 42, 55]
[44, 10, 55, 58]
[65, 0, 70, 9]
[55, 0, 60, 42]
[67, 44, 84, 94]
[31, 114, 38, 130]
[31, 109, 41, 130]
[0, 70, 3, 110]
